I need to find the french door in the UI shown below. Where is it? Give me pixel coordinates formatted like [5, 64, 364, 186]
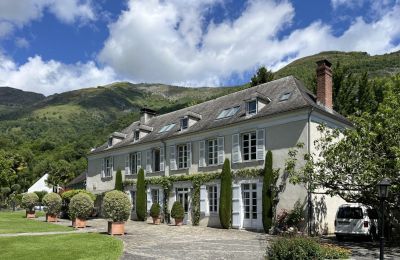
[176, 188, 190, 224]
[242, 183, 258, 228]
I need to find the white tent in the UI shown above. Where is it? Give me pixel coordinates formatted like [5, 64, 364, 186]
[27, 174, 53, 193]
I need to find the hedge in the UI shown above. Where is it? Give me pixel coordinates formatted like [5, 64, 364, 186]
[219, 159, 232, 229]
[136, 168, 146, 221]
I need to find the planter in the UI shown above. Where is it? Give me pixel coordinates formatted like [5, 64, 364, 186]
[152, 217, 161, 225]
[46, 214, 58, 222]
[26, 210, 36, 219]
[108, 221, 125, 235]
[175, 218, 183, 226]
[72, 218, 87, 228]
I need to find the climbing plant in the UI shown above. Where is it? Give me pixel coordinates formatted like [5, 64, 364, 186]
[136, 168, 146, 221]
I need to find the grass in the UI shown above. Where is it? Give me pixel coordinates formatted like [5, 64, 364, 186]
[0, 211, 72, 234]
[0, 233, 123, 260]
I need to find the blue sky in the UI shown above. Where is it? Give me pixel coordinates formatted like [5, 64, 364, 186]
[0, 0, 399, 95]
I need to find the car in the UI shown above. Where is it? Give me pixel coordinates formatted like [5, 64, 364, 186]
[334, 203, 378, 241]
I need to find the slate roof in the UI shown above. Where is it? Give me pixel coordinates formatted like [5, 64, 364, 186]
[66, 172, 86, 187]
[90, 76, 351, 154]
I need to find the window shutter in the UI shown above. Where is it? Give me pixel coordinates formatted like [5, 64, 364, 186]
[231, 184, 241, 228]
[256, 129, 265, 160]
[146, 188, 151, 213]
[232, 134, 241, 163]
[146, 150, 152, 173]
[217, 137, 224, 165]
[200, 185, 208, 216]
[101, 158, 105, 178]
[110, 156, 114, 176]
[125, 154, 130, 175]
[159, 188, 164, 208]
[187, 142, 192, 168]
[160, 147, 165, 171]
[169, 145, 177, 170]
[136, 152, 141, 173]
[199, 140, 206, 168]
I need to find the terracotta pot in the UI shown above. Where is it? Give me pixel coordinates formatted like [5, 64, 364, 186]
[72, 218, 87, 228]
[46, 214, 58, 222]
[175, 218, 183, 226]
[108, 221, 125, 235]
[152, 217, 161, 225]
[26, 210, 36, 219]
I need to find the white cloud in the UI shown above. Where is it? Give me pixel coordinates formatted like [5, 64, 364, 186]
[15, 37, 30, 49]
[0, 54, 118, 95]
[331, 0, 365, 9]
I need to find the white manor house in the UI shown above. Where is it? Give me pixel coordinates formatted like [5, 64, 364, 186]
[87, 60, 351, 233]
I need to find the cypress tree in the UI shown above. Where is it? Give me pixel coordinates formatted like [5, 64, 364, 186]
[114, 168, 123, 191]
[136, 168, 146, 221]
[219, 159, 232, 229]
[262, 150, 273, 232]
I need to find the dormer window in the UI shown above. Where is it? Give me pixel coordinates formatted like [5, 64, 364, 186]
[246, 100, 257, 115]
[108, 137, 113, 147]
[134, 130, 140, 141]
[180, 117, 188, 130]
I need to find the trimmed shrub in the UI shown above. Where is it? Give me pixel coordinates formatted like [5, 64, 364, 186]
[43, 193, 62, 215]
[262, 150, 273, 232]
[69, 193, 94, 220]
[103, 190, 132, 222]
[219, 158, 232, 229]
[136, 168, 146, 221]
[115, 168, 123, 191]
[21, 193, 39, 211]
[150, 202, 161, 218]
[62, 189, 96, 202]
[171, 201, 184, 219]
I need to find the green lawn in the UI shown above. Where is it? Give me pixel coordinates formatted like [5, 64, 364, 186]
[0, 211, 72, 234]
[0, 233, 123, 260]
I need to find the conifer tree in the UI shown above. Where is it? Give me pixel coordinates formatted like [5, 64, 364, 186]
[219, 159, 232, 229]
[136, 168, 146, 221]
[262, 151, 273, 232]
[114, 168, 123, 191]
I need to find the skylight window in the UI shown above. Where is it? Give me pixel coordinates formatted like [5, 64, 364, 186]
[217, 106, 240, 119]
[279, 92, 292, 102]
[159, 123, 175, 133]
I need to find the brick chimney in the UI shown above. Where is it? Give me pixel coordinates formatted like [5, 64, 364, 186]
[316, 59, 333, 109]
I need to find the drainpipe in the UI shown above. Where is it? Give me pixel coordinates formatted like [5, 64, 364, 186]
[307, 108, 314, 236]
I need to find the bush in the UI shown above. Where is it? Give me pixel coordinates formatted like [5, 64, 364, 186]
[136, 168, 146, 221]
[34, 191, 48, 204]
[21, 193, 39, 211]
[219, 158, 232, 229]
[43, 193, 62, 215]
[62, 189, 96, 203]
[115, 168, 123, 191]
[286, 200, 305, 228]
[267, 237, 350, 260]
[102, 190, 132, 222]
[150, 202, 161, 218]
[171, 201, 184, 219]
[69, 193, 94, 220]
[263, 150, 273, 232]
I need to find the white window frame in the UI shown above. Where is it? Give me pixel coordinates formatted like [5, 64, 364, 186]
[104, 156, 113, 177]
[242, 131, 257, 161]
[151, 189, 159, 204]
[207, 139, 218, 166]
[134, 130, 140, 142]
[180, 117, 188, 130]
[246, 99, 257, 115]
[177, 144, 188, 169]
[208, 185, 218, 213]
[130, 152, 139, 174]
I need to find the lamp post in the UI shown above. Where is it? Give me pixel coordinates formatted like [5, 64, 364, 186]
[377, 178, 391, 260]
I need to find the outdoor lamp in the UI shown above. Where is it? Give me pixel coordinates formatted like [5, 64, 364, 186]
[377, 178, 391, 199]
[377, 177, 391, 260]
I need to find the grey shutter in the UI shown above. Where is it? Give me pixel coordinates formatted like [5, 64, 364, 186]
[136, 152, 141, 173]
[160, 147, 165, 172]
[101, 158, 105, 178]
[146, 188, 152, 213]
[125, 154, 130, 175]
[169, 145, 177, 170]
[231, 184, 241, 228]
[159, 188, 164, 208]
[200, 185, 208, 216]
[217, 137, 224, 165]
[110, 156, 114, 176]
[199, 140, 206, 168]
[146, 150, 152, 173]
[256, 129, 265, 161]
[232, 134, 241, 163]
[187, 142, 192, 168]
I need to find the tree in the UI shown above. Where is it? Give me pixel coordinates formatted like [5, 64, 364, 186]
[250, 67, 274, 87]
[262, 151, 274, 232]
[115, 168, 123, 191]
[219, 159, 232, 229]
[136, 168, 146, 221]
[46, 159, 74, 188]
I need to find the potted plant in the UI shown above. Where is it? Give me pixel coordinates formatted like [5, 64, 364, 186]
[171, 201, 184, 226]
[21, 193, 39, 218]
[69, 193, 94, 228]
[42, 193, 62, 222]
[61, 190, 96, 219]
[102, 190, 132, 235]
[149, 202, 161, 225]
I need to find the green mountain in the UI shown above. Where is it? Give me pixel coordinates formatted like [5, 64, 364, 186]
[0, 87, 45, 116]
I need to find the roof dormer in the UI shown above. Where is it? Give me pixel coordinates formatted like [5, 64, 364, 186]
[180, 111, 202, 131]
[133, 124, 154, 142]
[108, 132, 127, 147]
[244, 93, 270, 116]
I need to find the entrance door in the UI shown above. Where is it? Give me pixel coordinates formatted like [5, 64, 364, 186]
[242, 183, 258, 228]
[176, 188, 190, 224]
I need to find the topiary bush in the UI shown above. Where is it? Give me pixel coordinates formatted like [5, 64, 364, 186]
[150, 202, 161, 218]
[262, 150, 274, 232]
[115, 168, 123, 191]
[136, 168, 146, 221]
[62, 189, 96, 203]
[21, 193, 39, 211]
[219, 158, 232, 229]
[43, 193, 62, 216]
[102, 190, 132, 222]
[171, 201, 184, 220]
[69, 193, 94, 220]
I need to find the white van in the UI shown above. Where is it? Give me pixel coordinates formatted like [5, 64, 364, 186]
[334, 203, 378, 241]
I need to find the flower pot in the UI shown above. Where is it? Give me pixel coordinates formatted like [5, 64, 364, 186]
[72, 218, 87, 228]
[175, 218, 183, 226]
[26, 210, 36, 219]
[108, 221, 125, 235]
[46, 214, 58, 222]
[152, 217, 161, 225]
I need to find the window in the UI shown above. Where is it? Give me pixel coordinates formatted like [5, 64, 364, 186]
[153, 148, 161, 172]
[177, 144, 188, 169]
[105, 157, 113, 177]
[159, 123, 175, 133]
[337, 207, 364, 219]
[134, 130, 140, 141]
[246, 100, 257, 115]
[130, 152, 139, 174]
[180, 117, 188, 130]
[242, 132, 257, 161]
[208, 185, 218, 213]
[108, 137, 113, 147]
[279, 92, 292, 102]
[207, 139, 218, 165]
[151, 189, 159, 204]
[216, 106, 240, 119]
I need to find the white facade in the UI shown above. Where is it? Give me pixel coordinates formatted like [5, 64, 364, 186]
[27, 174, 53, 193]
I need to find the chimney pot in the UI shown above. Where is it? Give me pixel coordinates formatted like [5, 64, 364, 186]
[316, 59, 333, 109]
